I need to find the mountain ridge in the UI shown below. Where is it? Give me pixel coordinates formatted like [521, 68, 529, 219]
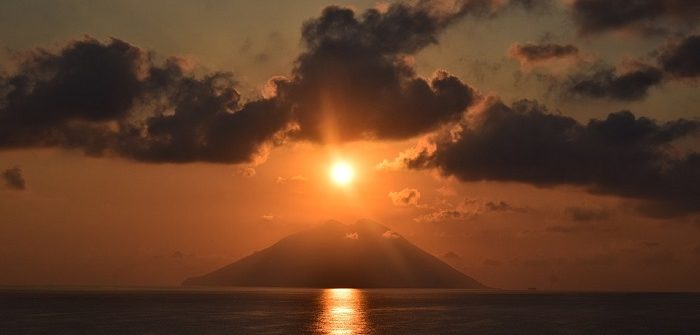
[183, 220, 486, 289]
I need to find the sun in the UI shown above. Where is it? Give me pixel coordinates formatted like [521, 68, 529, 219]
[330, 161, 355, 186]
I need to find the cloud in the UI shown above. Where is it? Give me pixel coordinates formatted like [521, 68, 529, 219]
[276, 175, 307, 184]
[0, 0, 693, 193]
[237, 167, 257, 177]
[1, 1, 545, 162]
[382, 230, 401, 239]
[2, 167, 26, 190]
[415, 209, 472, 223]
[565, 206, 610, 222]
[391, 98, 700, 216]
[658, 34, 700, 78]
[570, 0, 700, 35]
[377, 138, 436, 171]
[273, 1, 550, 143]
[565, 62, 664, 101]
[484, 201, 516, 212]
[509, 0, 553, 10]
[345, 232, 359, 240]
[388, 188, 421, 207]
[414, 198, 520, 222]
[0, 37, 291, 163]
[283, 2, 484, 142]
[555, 36, 700, 101]
[508, 42, 580, 68]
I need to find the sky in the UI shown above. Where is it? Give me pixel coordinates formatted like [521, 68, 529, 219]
[0, 0, 699, 291]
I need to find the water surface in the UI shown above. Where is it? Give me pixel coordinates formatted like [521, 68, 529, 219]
[1, 287, 698, 334]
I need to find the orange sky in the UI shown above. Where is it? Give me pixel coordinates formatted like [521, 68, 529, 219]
[0, 0, 699, 291]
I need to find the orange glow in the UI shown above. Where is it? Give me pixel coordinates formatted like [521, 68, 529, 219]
[316, 288, 368, 334]
[330, 161, 355, 186]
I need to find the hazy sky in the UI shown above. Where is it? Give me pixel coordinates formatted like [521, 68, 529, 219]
[1, 0, 698, 291]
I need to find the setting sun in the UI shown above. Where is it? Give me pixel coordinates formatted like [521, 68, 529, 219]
[2, 0, 699, 333]
[330, 161, 355, 186]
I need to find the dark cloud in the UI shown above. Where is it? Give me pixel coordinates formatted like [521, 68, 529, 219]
[5, 38, 143, 123]
[2, 167, 26, 190]
[557, 35, 699, 101]
[0, 37, 290, 163]
[392, 98, 700, 216]
[120, 87, 289, 164]
[279, 0, 551, 142]
[565, 206, 610, 222]
[509, 0, 552, 10]
[571, 0, 700, 35]
[658, 35, 700, 78]
[3, 1, 537, 161]
[509, 43, 579, 63]
[565, 63, 664, 101]
[282, 3, 481, 142]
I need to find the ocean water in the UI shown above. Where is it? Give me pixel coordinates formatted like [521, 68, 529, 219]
[1, 288, 698, 334]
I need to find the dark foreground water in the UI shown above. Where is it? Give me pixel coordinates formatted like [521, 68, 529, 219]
[1, 288, 699, 334]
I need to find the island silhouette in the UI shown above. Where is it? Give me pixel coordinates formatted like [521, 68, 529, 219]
[183, 220, 485, 288]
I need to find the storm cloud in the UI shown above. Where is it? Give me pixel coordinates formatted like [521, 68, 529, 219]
[658, 35, 700, 78]
[279, 2, 485, 142]
[1, 1, 538, 161]
[571, 0, 700, 35]
[259, 0, 549, 142]
[509, 43, 579, 64]
[390, 98, 700, 215]
[565, 63, 664, 101]
[560, 35, 700, 101]
[0, 37, 290, 163]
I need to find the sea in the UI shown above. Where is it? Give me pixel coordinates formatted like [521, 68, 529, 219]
[1, 287, 698, 334]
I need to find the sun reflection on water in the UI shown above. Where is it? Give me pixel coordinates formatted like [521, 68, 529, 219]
[316, 288, 368, 335]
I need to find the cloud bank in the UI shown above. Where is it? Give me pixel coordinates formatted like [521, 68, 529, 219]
[571, 0, 700, 35]
[509, 43, 580, 66]
[387, 98, 699, 216]
[0, 38, 289, 163]
[3, 1, 526, 161]
[0, 0, 697, 216]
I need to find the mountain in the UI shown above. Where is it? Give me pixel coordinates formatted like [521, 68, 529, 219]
[183, 220, 486, 288]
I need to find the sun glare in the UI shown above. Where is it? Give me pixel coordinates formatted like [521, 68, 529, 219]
[330, 161, 355, 186]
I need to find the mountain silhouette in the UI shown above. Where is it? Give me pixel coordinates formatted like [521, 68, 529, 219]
[183, 220, 486, 288]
